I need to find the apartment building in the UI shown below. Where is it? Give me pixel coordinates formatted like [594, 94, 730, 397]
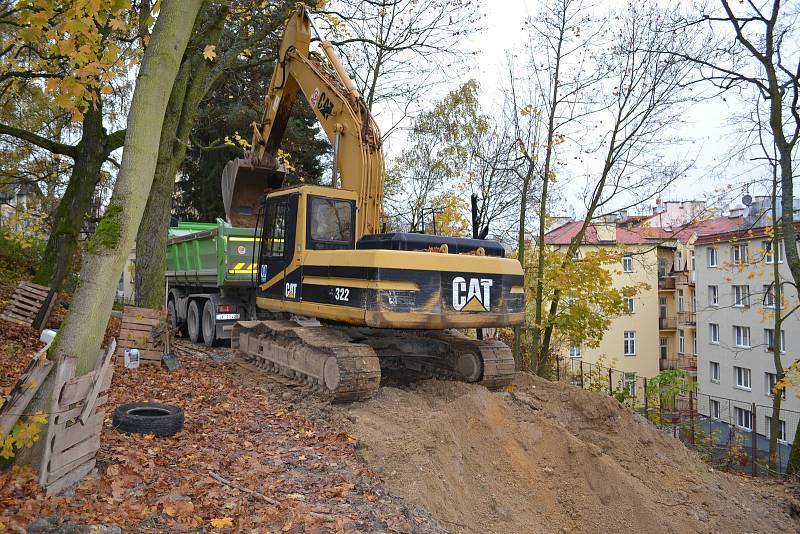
[544, 204, 740, 383]
[695, 218, 800, 444]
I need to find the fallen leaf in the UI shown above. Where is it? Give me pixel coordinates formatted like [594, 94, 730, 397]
[210, 516, 234, 528]
[203, 45, 217, 61]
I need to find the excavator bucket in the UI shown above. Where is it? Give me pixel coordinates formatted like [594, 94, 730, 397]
[222, 158, 285, 227]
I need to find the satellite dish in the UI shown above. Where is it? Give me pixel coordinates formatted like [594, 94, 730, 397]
[742, 194, 753, 206]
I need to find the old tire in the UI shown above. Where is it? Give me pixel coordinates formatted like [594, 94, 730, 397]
[202, 300, 216, 347]
[112, 403, 184, 437]
[187, 300, 202, 344]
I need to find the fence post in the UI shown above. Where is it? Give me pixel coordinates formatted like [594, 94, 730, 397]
[751, 402, 757, 477]
[608, 368, 613, 395]
[689, 391, 695, 446]
[579, 361, 584, 388]
[556, 356, 560, 382]
[643, 378, 648, 420]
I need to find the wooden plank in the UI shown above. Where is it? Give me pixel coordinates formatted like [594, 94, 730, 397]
[122, 306, 165, 320]
[118, 330, 156, 342]
[117, 337, 155, 348]
[45, 458, 96, 496]
[55, 395, 107, 425]
[0, 361, 53, 442]
[78, 340, 115, 425]
[9, 298, 41, 313]
[48, 433, 101, 472]
[12, 291, 46, 307]
[46, 451, 96, 484]
[0, 315, 29, 326]
[20, 280, 51, 294]
[121, 317, 162, 328]
[39, 356, 77, 486]
[59, 369, 112, 407]
[120, 322, 157, 333]
[53, 412, 105, 454]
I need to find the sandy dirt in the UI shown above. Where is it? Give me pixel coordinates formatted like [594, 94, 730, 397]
[330, 373, 800, 534]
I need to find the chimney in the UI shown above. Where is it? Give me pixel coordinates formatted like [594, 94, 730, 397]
[595, 221, 617, 242]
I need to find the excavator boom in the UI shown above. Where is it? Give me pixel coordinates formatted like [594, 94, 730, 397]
[224, 6, 384, 237]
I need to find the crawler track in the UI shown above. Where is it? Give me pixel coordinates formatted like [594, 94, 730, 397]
[232, 321, 515, 402]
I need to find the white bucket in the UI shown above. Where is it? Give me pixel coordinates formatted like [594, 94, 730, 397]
[124, 348, 140, 369]
[40, 329, 57, 347]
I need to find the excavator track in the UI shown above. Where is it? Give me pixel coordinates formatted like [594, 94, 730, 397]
[231, 320, 381, 402]
[232, 322, 515, 402]
[345, 328, 516, 390]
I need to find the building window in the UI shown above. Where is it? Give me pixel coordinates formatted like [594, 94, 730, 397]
[623, 331, 636, 356]
[624, 373, 637, 396]
[678, 329, 685, 354]
[708, 246, 718, 267]
[764, 329, 786, 353]
[677, 289, 684, 312]
[765, 417, 787, 443]
[569, 345, 581, 358]
[765, 372, 786, 399]
[731, 242, 748, 265]
[734, 406, 753, 431]
[709, 323, 720, 344]
[734, 366, 752, 390]
[733, 285, 750, 307]
[690, 250, 695, 272]
[708, 285, 719, 306]
[676, 251, 683, 271]
[763, 240, 784, 264]
[660, 337, 668, 359]
[625, 297, 635, 314]
[693, 334, 697, 355]
[622, 253, 633, 273]
[710, 361, 720, 383]
[763, 284, 778, 308]
[709, 399, 721, 419]
[733, 326, 750, 348]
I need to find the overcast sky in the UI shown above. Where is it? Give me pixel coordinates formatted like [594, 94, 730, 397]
[369, 0, 768, 218]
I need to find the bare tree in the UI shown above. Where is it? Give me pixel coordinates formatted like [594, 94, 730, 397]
[529, 0, 697, 374]
[318, 0, 481, 138]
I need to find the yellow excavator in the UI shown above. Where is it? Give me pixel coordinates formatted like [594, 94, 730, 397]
[227, 5, 524, 400]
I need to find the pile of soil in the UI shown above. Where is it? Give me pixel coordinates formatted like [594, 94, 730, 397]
[337, 373, 800, 533]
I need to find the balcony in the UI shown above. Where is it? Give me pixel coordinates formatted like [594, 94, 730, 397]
[659, 316, 677, 330]
[658, 276, 676, 290]
[677, 311, 696, 325]
[660, 354, 698, 372]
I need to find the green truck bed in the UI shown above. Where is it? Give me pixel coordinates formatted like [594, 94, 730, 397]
[166, 219, 260, 288]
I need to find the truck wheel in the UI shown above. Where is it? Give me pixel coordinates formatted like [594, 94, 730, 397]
[202, 300, 216, 347]
[187, 300, 203, 344]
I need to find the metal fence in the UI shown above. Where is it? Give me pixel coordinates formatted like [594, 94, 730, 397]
[552, 356, 798, 477]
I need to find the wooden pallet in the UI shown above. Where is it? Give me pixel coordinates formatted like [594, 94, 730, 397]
[0, 281, 54, 329]
[116, 306, 167, 364]
[38, 340, 115, 495]
[0, 347, 53, 444]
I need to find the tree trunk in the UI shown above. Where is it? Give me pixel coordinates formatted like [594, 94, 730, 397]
[32, 103, 109, 293]
[50, 0, 202, 372]
[134, 5, 228, 309]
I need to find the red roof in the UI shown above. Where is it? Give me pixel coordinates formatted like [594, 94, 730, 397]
[695, 220, 800, 245]
[545, 216, 744, 246]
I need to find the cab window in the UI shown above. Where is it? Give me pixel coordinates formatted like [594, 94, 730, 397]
[262, 197, 287, 258]
[307, 197, 354, 250]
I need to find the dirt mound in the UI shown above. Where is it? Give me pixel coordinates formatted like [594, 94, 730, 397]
[338, 373, 799, 534]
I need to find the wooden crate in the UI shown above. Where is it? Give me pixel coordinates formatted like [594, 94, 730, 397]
[1, 281, 54, 329]
[39, 340, 115, 495]
[116, 306, 167, 364]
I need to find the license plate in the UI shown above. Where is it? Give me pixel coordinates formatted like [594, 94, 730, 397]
[215, 313, 240, 321]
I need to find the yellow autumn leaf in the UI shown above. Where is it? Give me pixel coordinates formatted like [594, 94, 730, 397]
[109, 17, 126, 30]
[203, 45, 217, 61]
[101, 85, 113, 94]
[143, 433, 155, 441]
[210, 516, 234, 528]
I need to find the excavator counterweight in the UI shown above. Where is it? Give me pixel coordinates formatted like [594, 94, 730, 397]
[223, 5, 524, 400]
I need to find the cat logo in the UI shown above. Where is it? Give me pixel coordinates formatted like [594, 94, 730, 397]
[285, 282, 298, 299]
[452, 277, 493, 312]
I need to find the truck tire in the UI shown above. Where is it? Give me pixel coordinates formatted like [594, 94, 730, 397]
[202, 300, 216, 347]
[187, 300, 203, 344]
[112, 402, 184, 437]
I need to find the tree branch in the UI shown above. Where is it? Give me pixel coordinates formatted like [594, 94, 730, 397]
[0, 122, 76, 158]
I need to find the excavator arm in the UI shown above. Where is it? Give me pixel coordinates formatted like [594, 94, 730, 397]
[223, 6, 385, 239]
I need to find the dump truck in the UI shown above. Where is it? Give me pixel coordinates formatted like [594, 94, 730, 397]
[165, 219, 260, 346]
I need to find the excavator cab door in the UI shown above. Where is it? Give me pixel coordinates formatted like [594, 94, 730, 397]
[258, 193, 298, 301]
